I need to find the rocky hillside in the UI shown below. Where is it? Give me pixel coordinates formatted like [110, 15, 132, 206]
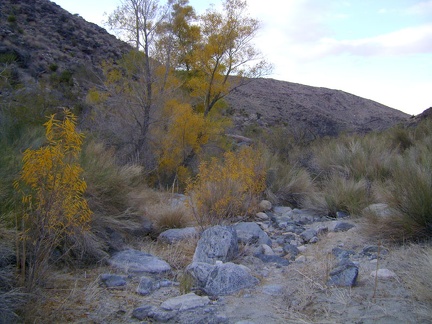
[1, 0, 410, 136]
[226, 78, 410, 137]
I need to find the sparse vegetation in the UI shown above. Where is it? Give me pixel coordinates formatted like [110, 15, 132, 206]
[0, 0, 431, 322]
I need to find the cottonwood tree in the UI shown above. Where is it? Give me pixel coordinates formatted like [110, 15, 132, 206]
[188, 0, 272, 116]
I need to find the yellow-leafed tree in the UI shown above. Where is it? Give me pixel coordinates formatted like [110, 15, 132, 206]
[155, 99, 227, 186]
[14, 110, 91, 289]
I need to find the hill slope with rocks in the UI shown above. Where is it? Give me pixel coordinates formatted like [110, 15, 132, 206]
[226, 78, 410, 137]
[1, 0, 410, 137]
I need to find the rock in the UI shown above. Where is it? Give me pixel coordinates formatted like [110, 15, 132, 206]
[109, 249, 171, 274]
[370, 269, 397, 280]
[100, 274, 127, 287]
[363, 203, 392, 217]
[132, 305, 158, 321]
[327, 260, 359, 287]
[282, 244, 299, 260]
[186, 262, 215, 287]
[204, 262, 259, 296]
[160, 292, 210, 311]
[261, 244, 275, 256]
[333, 222, 355, 232]
[262, 284, 284, 296]
[254, 254, 290, 266]
[336, 211, 350, 218]
[273, 206, 292, 215]
[299, 228, 318, 242]
[258, 200, 272, 211]
[295, 255, 306, 263]
[361, 245, 389, 257]
[187, 261, 258, 296]
[136, 276, 160, 295]
[332, 247, 355, 261]
[193, 226, 238, 264]
[234, 222, 272, 246]
[255, 212, 269, 220]
[158, 227, 198, 244]
[309, 236, 319, 243]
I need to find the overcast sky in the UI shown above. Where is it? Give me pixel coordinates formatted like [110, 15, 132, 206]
[53, 0, 432, 115]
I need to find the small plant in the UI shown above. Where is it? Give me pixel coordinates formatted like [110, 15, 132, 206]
[7, 15, 16, 23]
[14, 110, 92, 290]
[178, 272, 195, 294]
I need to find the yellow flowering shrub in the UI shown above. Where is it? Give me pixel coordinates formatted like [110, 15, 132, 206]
[186, 146, 266, 226]
[14, 110, 91, 289]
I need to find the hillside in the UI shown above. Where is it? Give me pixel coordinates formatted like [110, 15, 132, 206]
[1, 0, 410, 136]
[226, 78, 409, 137]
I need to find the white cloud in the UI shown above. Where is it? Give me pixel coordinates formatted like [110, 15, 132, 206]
[405, 0, 432, 15]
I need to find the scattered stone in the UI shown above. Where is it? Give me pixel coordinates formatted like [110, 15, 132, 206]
[333, 222, 356, 232]
[160, 292, 210, 311]
[258, 200, 272, 211]
[297, 245, 307, 253]
[234, 222, 272, 246]
[158, 227, 198, 244]
[256, 212, 269, 221]
[363, 203, 392, 217]
[262, 284, 284, 296]
[261, 244, 275, 256]
[254, 254, 290, 266]
[193, 226, 238, 265]
[361, 245, 389, 257]
[186, 262, 215, 287]
[136, 276, 160, 295]
[132, 305, 157, 321]
[332, 247, 355, 261]
[100, 274, 127, 288]
[109, 249, 171, 274]
[295, 255, 306, 263]
[336, 211, 350, 219]
[273, 206, 292, 215]
[370, 269, 397, 280]
[299, 228, 318, 242]
[327, 260, 359, 287]
[282, 244, 299, 260]
[309, 236, 319, 244]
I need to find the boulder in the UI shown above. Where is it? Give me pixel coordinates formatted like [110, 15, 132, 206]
[234, 222, 272, 246]
[109, 249, 171, 274]
[158, 227, 198, 244]
[327, 260, 358, 287]
[204, 262, 259, 296]
[187, 261, 259, 296]
[193, 226, 238, 264]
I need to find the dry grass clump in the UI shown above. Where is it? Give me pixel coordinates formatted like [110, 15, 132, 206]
[264, 151, 320, 209]
[392, 244, 432, 315]
[322, 176, 372, 217]
[81, 140, 143, 214]
[187, 146, 266, 226]
[146, 203, 193, 233]
[363, 143, 432, 242]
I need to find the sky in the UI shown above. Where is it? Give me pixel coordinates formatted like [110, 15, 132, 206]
[53, 0, 432, 115]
